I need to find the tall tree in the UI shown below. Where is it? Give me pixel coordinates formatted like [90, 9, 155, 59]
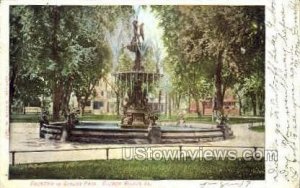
[153, 6, 265, 115]
[9, 6, 47, 114]
[72, 42, 112, 115]
[10, 6, 132, 120]
[112, 50, 133, 115]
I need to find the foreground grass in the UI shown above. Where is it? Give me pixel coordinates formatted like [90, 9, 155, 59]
[249, 126, 265, 132]
[10, 158, 264, 180]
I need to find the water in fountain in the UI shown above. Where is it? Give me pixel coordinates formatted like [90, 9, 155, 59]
[114, 8, 162, 129]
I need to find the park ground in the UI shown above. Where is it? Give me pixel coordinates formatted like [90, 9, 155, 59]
[10, 113, 264, 124]
[8, 114, 265, 179]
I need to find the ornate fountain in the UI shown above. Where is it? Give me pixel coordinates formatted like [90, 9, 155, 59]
[114, 18, 162, 129]
[39, 8, 233, 144]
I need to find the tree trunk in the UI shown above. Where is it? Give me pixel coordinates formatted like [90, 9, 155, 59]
[256, 93, 260, 116]
[259, 93, 264, 116]
[222, 85, 226, 103]
[165, 93, 168, 115]
[177, 94, 181, 109]
[52, 82, 63, 121]
[82, 94, 92, 116]
[80, 99, 86, 116]
[9, 67, 18, 115]
[106, 102, 109, 113]
[188, 94, 191, 113]
[251, 95, 257, 116]
[81, 105, 85, 116]
[51, 7, 62, 121]
[168, 94, 172, 118]
[215, 51, 224, 114]
[236, 93, 242, 116]
[202, 101, 205, 116]
[61, 78, 73, 118]
[116, 93, 120, 115]
[158, 90, 162, 112]
[76, 97, 83, 116]
[195, 98, 201, 117]
[179, 95, 181, 109]
[243, 102, 246, 115]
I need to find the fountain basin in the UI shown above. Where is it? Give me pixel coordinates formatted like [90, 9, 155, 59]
[40, 121, 227, 144]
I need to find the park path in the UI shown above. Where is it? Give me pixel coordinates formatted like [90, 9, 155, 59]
[9, 122, 264, 164]
[205, 123, 264, 147]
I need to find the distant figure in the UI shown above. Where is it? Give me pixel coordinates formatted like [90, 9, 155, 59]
[177, 112, 186, 127]
[147, 115, 153, 130]
[39, 110, 49, 138]
[40, 110, 49, 125]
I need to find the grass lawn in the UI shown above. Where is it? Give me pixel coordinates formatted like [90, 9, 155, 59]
[10, 113, 264, 125]
[159, 115, 264, 125]
[80, 114, 120, 121]
[10, 113, 40, 123]
[249, 126, 265, 132]
[10, 158, 264, 180]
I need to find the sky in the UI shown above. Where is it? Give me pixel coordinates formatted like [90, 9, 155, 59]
[133, 5, 166, 61]
[136, 5, 170, 89]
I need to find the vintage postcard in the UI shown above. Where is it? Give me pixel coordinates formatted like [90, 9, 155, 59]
[0, 0, 299, 188]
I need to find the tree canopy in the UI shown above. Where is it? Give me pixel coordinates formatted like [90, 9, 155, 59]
[10, 5, 265, 119]
[152, 5, 265, 115]
[10, 5, 132, 119]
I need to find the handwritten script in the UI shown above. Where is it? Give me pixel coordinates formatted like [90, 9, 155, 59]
[266, 0, 300, 186]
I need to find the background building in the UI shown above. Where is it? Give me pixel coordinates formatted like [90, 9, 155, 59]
[189, 90, 240, 116]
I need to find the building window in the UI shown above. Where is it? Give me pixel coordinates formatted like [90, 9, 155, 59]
[101, 91, 104, 96]
[93, 101, 103, 109]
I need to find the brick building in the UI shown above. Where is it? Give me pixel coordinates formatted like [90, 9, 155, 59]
[189, 91, 240, 116]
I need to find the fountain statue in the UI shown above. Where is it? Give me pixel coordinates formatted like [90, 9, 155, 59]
[114, 17, 162, 129]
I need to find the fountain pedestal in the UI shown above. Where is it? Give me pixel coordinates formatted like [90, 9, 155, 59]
[121, 108, 148, 128]
[115, 71, 161, 129]
[131, 111, 146, 127]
